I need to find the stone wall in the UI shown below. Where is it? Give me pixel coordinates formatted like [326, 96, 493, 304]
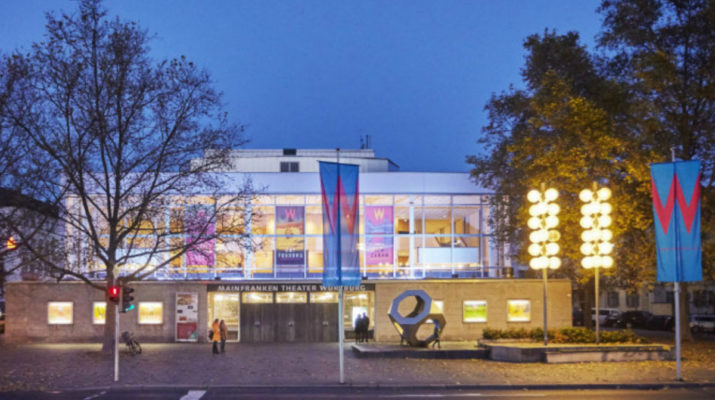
[5, 279, 572, 343]
[373, 279, 572, 342]
[5, 281, 208, 343]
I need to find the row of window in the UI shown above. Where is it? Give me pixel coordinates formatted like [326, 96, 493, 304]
[46, 298, 533, 325]
[47, 301, 163, 325]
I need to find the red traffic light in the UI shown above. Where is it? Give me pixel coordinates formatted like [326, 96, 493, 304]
[108, 286, 120, 302]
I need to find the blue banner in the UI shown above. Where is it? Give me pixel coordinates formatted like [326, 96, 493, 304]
[319, 161, 361, 287]
[650, 160, 702, 282]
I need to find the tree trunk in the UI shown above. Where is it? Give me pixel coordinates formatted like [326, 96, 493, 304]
[679, 282, 694, 343]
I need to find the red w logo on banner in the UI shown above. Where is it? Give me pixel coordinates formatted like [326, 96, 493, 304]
[651, 173, 701, 234]
[321, 176, 359, 235]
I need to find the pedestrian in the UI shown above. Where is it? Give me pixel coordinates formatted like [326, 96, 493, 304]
[211, 318, 220, 355]
[362, 312, 370, 343]
[219, 319, 228, 353]
[431, 319, 441, 349]
[354, 314, 362, 343]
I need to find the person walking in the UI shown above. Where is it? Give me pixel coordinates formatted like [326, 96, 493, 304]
[362, 312, 370, 343]
[431, 320, 441, 349]
[219, 319, 228, 353]
[211, 318, 220, 355]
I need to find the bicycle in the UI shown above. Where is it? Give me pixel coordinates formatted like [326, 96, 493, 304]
[121, 331, 142, 355]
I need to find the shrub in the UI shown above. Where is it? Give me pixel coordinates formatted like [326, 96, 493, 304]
[480, 327, 648, 344]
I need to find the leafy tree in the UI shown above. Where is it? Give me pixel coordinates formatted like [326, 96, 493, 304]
[468, 31, 655, 328]
[599, 0, 715, 340]
[1, 0, 253, 351]
[469, 0, 714, 337]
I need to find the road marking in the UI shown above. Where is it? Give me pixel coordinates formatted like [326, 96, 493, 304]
[82, 391, 106, 400]
[385, 394, 545, 398]
[180, 390, 207, 400]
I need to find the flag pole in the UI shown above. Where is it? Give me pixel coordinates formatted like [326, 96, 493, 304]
[671, 147, 682, 381]
[336, 148, 345, 384]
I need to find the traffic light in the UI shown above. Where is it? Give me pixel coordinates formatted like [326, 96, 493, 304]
[121, 286, 135, 313]
[108, 285, 120, 302]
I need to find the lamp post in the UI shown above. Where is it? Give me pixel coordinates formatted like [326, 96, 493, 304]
[579, 184, 613, 345]
[527, 186, 561, 346]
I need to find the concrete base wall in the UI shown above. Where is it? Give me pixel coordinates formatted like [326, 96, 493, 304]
[5, 278, 571, 344]
[5, 281, 209, 344]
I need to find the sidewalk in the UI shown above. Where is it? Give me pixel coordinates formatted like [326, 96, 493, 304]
[1, 338, 714, 391]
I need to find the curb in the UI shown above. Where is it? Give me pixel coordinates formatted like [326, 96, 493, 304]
[65, 382, 715, 392]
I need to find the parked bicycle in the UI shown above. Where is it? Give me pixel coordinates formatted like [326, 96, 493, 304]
[121, 331, 142, 355]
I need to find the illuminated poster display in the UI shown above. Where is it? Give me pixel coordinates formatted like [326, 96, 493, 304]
[365, 206, 393, 234]
[463, 300, 487, 322]
[507, 299, 531, 322]
[366, 236, 393, 264]
[186, 205, 215, 266]
[276, 206, 304, 235]
[276, 207, 305, 266]
[366, 206, 394, 264]
[93, 302, 107, 324]
[176, 292, 199, 341]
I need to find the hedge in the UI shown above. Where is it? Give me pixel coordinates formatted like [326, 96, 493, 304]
[482, 327, 649, 344]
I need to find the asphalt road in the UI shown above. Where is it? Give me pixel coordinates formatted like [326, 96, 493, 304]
[1, 387, 715, 400]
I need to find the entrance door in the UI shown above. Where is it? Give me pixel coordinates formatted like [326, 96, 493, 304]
[308, 303, 338, 342]
[208, 293, 240, 341]
[240, 292, 275, 343]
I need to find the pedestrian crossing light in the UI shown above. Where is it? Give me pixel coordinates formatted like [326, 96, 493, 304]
[121, 286, 135, 313]
[108, 285, 120, 303]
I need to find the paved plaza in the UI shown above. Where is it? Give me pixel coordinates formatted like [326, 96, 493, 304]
[1, 337, 714, 392]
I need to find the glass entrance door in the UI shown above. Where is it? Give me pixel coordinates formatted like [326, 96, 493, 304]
[208, 293, 240, 341]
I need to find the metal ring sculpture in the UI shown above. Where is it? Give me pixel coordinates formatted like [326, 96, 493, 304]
[388, 289, 446, 347]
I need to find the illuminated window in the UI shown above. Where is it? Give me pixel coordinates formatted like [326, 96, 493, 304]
[242, 292, 273, 304]
[252, 206, 275, 235]
[507, 300, 531, 322]
[48, 302, 73, 325]
[138, 302, 163, 325]
[463, 300, 487, 323]
[276, 292, 307, 303]
[310, 292, 338, 303]
[93, 302, 107, 325]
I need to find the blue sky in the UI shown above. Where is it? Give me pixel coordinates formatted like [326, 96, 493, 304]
[0, 0, 603, 172]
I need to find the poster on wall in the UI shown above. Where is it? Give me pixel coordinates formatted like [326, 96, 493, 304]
[176, 292, 199, 342]
[276, 206, 304, 235]
[365, 206, 394, 265]
[365, 206, 393, 234]
[186, 205, 215, 266]
[506, 299, 531, 322]
[366, 236, 394, 264]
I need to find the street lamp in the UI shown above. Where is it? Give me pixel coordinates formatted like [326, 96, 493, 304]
[579, 185, 613, 345]
[527, 186, 561, 346]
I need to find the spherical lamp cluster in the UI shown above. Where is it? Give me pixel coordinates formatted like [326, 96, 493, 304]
[579, 187, 614, 269]
[527, 188, 561, 270]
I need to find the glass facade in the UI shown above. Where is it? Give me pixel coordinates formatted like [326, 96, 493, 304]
[92, 193, 507, 280]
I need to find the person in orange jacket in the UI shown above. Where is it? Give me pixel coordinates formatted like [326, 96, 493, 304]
[211, 319, 220, 354]
[219, 320, 228, 353]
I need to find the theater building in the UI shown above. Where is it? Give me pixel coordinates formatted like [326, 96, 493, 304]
[4, 149, 571, 343]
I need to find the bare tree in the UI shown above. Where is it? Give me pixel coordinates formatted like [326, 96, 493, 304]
[1, 0, 253, 351]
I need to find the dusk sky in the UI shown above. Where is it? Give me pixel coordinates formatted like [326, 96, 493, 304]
[1, 0, 603, 172]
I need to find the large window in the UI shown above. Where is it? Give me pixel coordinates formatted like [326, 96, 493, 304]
[138, 302, 163, 325]
[91, 193, 499, 280]
[48, 302, 73, 325]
